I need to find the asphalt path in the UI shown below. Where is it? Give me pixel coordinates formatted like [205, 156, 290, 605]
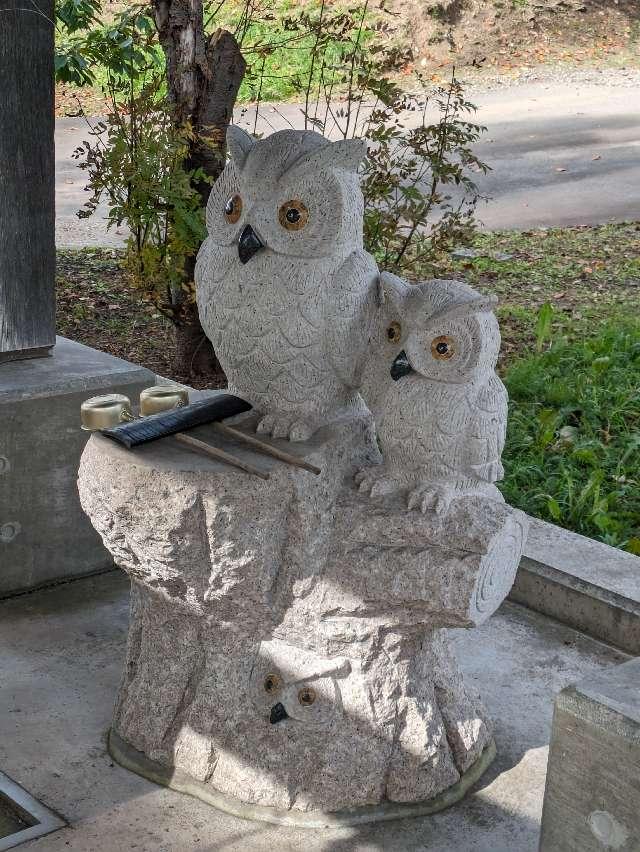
[55, 77, 640, 247]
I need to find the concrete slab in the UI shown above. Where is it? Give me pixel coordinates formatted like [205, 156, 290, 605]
[540, 658, 640, 851]
[512, 517, 640, 654]
[0, 572, 626, 851]
[0, 338, 154, 595]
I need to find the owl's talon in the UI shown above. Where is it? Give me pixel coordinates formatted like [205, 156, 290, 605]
[289, 420, 314, 443]
[355, 468, 402, 497]
[272, 419, 291, 440]
[370, 480, 389, 497]
[256, 415, 274, 436]
[408, 485, 453, 516]
[434, 495, 449, 515]
[256, 414, 314, 442]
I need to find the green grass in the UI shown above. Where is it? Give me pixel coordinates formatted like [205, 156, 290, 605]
[499, 322, 640, 552]
[425, 222, 640, 368]
[57, 0, 378, 108]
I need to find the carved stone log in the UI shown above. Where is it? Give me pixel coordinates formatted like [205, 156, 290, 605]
[78, 414, 527, 825]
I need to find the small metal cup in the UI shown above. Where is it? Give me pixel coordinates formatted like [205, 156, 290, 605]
[81, 394, 134, 431]
[139, 385, 189, 417]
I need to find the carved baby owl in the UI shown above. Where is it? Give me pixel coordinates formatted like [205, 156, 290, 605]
[250, 639, 351, 727]
[357, 273, 508, 515]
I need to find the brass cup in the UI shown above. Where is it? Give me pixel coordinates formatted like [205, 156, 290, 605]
[139, 385, 189, 417]
[81, 394, 134, 431]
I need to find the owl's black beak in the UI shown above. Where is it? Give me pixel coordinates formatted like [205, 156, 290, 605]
[269, 702, 289, 724]
[238, 224, 264, 264]
[390, 350, 414, 381]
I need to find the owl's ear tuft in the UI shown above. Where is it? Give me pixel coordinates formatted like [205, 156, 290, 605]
[329, 137, 369, 172]
[380, 271, 409, 311]
[226, 125, 255, 170]
[289, 137, 369, 177]
[430, 294, 499, 324]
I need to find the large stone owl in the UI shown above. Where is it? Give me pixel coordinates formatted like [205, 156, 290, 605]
[356, 273, 508, 514]
[194, 127, 379, 441]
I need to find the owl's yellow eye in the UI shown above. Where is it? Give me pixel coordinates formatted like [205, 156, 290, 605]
[298, 686, 316, 706]
[431, 335, 455, 360]
[264, 673, 282, 694]
[278, 199, 308, 231]
[387, 321, 402, 344]
[224, 194, 242, 224]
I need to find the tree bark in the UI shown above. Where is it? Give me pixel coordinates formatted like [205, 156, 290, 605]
[153, 2, 246, 381]
[0, 0, 56, 362]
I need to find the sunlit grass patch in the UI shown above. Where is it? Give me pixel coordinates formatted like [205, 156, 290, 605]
[500, 322, 640, 552]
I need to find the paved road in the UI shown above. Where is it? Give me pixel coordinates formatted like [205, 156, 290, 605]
[55, 77, 640, 247]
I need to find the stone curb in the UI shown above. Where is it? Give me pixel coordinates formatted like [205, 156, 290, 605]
[511, 517, 640, 654]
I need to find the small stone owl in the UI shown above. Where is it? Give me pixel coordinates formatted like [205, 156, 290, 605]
[194, 127, 379, 442]
[249, 638, 351, 727]
[356, 273, 508, 514]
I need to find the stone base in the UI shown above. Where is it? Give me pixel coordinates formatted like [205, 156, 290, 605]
[108, 728, 496, 828]
[0, 337, 154, 595]
[512, 516, 640, 655]
[78, 418, 527, 816]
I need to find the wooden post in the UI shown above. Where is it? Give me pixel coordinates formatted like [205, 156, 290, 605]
[0, 0, 56, 363]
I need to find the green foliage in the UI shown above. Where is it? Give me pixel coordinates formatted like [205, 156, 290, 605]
[360, 76, 487, 272]
[61, 2, 203, 323]
[73, 82, 209, 323]
[500, 322, 640, 552]
[55, 1, 161, 87]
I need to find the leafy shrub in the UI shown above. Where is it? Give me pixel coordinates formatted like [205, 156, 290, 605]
[74, 82, 209, 323]
[66, 2, 209, 324]
[501, 320, 640, 553]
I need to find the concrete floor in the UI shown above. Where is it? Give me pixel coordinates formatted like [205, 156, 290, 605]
[0, 572, 626, 852]
[55, 76, 640, 247]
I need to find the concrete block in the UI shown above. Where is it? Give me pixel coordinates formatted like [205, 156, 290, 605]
[540, 657, 640, 851]
[0, 336, 154, 595]
[511, 517, 640, 654]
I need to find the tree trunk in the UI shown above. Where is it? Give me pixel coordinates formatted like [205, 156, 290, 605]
[153, 2, 246, 381]
[0, 0, 55, 362]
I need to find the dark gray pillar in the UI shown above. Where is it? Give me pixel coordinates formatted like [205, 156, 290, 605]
[0, 0, 56, 362]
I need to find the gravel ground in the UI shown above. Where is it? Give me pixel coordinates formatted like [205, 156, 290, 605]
[461, 64, 640, 92]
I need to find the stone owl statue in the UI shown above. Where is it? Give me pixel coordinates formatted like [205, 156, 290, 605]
[356, 273, 508, 514]
[194, 127, 379, 442]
